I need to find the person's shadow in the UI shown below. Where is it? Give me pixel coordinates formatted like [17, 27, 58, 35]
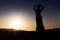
[33, 4, 45, 32]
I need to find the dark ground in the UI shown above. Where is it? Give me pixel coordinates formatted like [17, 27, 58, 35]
[0, 28, 60, 40]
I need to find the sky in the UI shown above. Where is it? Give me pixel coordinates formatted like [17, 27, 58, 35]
[0, 0, 60, 31]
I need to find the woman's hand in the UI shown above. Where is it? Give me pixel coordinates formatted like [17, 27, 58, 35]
[33, 4, 44, 12]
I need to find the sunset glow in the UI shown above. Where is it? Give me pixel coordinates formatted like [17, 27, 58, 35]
[9, 18, 23, 30]
[0, 12, 36, 31]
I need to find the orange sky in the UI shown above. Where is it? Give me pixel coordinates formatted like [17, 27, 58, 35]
[0, 12, 36, 31]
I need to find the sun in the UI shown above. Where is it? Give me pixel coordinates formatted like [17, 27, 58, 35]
[11, 19, 20, 30]
[9, 18, 23, 30]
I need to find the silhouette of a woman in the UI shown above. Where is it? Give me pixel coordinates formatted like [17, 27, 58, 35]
[33, 4, 45, 32]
